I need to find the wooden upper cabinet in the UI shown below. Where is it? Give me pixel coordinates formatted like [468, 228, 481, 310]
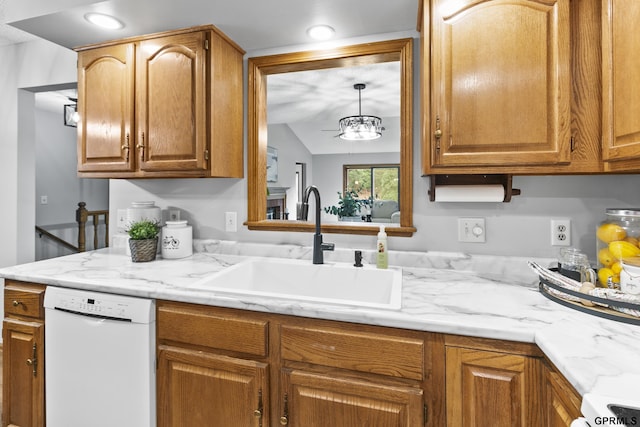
[426, 0, 572, 171]
[136, 32, 207, 173]
[77, 43, 135, 173]
[602, 0, 640, 169]
[76, 25, 244, 178]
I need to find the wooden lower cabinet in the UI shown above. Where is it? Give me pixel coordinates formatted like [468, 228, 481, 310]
[2, 281, 46, 427]
[156, 301, 440, 427]
[0, 286, 587, 427]
[444, 336, 544, 427]
[157, 345, 268, 427]
[544, 360, 582, 427]
[281, 369, 424, 427]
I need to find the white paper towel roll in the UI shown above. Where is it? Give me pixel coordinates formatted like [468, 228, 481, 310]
[434, 184, 505, 202]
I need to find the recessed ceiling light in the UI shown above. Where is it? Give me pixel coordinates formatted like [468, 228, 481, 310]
[307, 25, 335, 41]
[84, 13, 124, 30]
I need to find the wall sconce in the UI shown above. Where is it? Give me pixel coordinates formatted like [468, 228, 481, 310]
[64, 98, 79, 127]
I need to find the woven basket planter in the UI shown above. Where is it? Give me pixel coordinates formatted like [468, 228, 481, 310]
[129, 238, 158, 262]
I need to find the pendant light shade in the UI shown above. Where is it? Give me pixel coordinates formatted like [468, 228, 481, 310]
[338, 83, 383, 141]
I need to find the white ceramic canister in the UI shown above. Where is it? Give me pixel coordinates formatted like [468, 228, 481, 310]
[620, 258, 640, 295]
[126, 201, 162, 225]
[161, 221, 193, 259]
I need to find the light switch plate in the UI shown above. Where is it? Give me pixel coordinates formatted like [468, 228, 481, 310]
[458, 218, 486, 243]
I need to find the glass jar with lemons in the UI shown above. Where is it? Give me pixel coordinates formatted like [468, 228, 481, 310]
[596, 208, 640, 289]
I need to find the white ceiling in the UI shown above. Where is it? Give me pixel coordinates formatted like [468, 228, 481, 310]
[2, 0, 415, 153]
[1, 0, 419, 51]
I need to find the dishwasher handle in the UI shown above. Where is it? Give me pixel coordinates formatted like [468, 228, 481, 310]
[54, 307, 133, 322]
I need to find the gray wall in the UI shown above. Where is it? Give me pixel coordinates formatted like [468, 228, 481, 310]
[34, 104, 109, 259]
[267, 124, 313, 218]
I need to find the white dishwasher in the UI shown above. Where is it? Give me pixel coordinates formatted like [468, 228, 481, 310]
[44, 286, 156, 427]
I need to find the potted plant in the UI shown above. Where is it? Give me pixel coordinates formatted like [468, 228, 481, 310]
[323, 191, 369, 222]
[127, 219, 160, 262]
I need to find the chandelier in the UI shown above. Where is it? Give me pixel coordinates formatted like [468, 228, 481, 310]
[338, 83, 383, 141]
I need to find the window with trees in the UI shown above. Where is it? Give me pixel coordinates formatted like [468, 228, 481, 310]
[344, 164, 400, 204]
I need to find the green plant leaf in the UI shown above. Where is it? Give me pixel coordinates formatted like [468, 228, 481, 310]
[127, 219, 160, 240]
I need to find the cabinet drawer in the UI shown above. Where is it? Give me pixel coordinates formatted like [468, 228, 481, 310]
[157, 301, 268, 357]
[4, 281, 46, 319]
[281, 325, 424, 381]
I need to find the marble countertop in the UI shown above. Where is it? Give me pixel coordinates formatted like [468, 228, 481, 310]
[1, 240, 638, 417]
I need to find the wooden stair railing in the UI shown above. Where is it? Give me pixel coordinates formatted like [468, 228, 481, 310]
[35, 202, 109, 253]
[76, 202, 109, 252]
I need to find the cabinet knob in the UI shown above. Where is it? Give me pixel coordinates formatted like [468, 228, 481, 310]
[253, 409, 262, 418]
[12, 300, 23, 307]
[279, 416, 289, 426]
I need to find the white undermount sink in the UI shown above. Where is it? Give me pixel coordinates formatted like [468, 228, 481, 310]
[188, 258, 402, 310]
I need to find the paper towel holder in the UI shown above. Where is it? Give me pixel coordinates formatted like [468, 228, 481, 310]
[428, 174, 521, 202]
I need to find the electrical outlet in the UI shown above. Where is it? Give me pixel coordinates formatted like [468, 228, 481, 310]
[169, 209, 180, 221]
[225, 212, 237, 232]
[458, 218, 486, 243]
[116, 209, 127, 230]
[551, 219, 571, 246]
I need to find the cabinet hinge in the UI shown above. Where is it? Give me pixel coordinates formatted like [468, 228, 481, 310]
[424, 404, 428, 425]
[204, 39, 209, 50]
[204, 149, 210, 161]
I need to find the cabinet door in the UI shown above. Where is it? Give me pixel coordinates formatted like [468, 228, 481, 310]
[445, 347, 542, 427]
[280, 369, 424, 427]
[77, 43, 135, 173]
[157, 345, 268, 427]
[545, 367, 581, 427]
[429, 0, 571, 168]
[136, 31, 208, 173]
[602, 0, 640, 165]
[2, 319, 45, 427]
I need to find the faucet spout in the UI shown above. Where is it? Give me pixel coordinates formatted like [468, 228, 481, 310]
[302, 185, 334, 264]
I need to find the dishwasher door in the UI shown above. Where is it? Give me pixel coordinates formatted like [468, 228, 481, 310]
[44, 287, 156, 427]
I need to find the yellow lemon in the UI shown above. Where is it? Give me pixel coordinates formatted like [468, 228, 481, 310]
[625, 236, 640, 247]
[611, 261, 623, 274]
[598, 248, 614, 267]
[609, 240, 640, 259]
[597, 223, 627, 243]
[597, 267, 614, 287]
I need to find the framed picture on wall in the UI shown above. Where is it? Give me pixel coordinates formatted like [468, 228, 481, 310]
[267, 146, 278, 182]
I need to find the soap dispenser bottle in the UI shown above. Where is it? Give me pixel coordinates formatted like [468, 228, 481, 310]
[376, 225, 388, 269]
